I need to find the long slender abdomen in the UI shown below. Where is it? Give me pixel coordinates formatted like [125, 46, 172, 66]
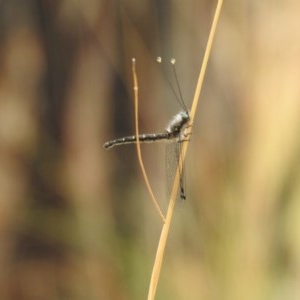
[103, 132, 170, 149]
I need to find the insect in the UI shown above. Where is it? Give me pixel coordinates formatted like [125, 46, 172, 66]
[104, 58, 190, 200]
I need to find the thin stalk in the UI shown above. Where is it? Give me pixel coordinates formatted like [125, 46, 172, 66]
[132, 58, 166, 223]
[147, 0, 223, 298]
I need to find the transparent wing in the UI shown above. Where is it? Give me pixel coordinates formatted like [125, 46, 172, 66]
[165, 140, 186, 202]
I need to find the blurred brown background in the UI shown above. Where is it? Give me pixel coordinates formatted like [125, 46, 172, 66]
[1, 0, 300, 299]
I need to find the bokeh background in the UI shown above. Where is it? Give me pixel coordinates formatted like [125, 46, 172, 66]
[1, 0, 300, 299]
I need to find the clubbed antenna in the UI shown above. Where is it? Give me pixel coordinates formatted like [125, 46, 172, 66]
[156, 57, 188, 113]
[170, 58, 188, 113]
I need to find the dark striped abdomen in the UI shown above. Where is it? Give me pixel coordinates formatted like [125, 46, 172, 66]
[103, 132, 170, 149]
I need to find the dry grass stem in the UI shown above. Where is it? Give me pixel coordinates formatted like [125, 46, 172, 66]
[132, 58, 166, 223]
[147, 0, 224, 299]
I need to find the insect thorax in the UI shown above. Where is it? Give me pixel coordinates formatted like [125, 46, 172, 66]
[166, 111, 190, 138]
